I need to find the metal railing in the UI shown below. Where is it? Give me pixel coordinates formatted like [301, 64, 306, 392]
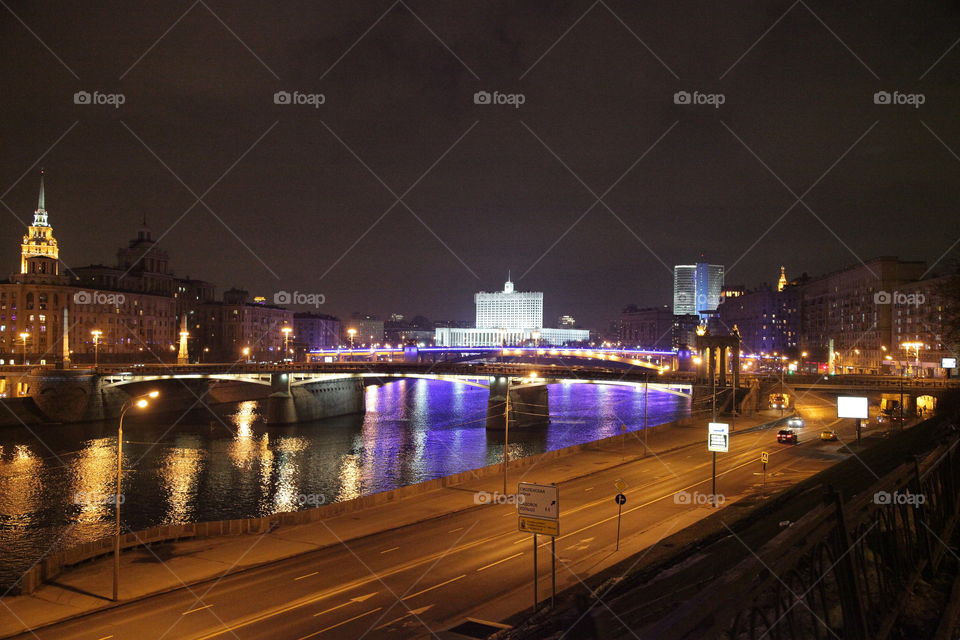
[645, 427, 960, 640]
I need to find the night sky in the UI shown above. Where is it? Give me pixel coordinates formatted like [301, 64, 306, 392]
[2, 1, 959, 330]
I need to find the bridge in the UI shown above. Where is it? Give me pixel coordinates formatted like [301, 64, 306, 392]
[22, 361, 694, 425]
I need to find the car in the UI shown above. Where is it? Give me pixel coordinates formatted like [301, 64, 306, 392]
[777, 429, 798, 444]
[787, 416, 804, 429]
[820, 429, 838, 441]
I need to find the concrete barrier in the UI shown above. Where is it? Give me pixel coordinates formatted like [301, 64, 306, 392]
[13, 415, 697, 594]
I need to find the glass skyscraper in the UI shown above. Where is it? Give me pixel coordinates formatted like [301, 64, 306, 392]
[673, 263, 724, 319]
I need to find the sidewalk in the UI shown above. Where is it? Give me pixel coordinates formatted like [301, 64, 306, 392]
[0, 411, 787, 638]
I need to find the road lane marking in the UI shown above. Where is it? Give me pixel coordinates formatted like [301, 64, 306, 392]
[194, 412, 829, 639]
[379, 547, 400, 554]
[95, 636, 114, 640]
[374, 604, 434, 630]
[402, 574, 466, 600]
[448, 527, 464, 533]
[183, 604, 214, 615]
[313, 592, 378, 617]
[299, 607, 382, 639]
[477, 552, 523, 572]
[584, 487, 594, 492]
[295, 572, 319, 581]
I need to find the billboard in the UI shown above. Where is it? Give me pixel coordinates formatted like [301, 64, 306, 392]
[942, 357, 957, 369]
[837, 396, 869, 420]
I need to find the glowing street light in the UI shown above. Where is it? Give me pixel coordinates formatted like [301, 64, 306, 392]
[17, 331, 30, 365]
[347, 328, 357, 349]
[113, 390, 159, 601]
[281, 326, 293, 362]
[91, 329, 103, 367]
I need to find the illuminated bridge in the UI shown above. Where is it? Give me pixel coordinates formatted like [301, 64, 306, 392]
[23, 361, 695, 426]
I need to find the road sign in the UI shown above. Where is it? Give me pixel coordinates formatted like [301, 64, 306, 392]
[615, 493, 627, 505]
[708, 422, 729, 453]
[614, 479, 627, 493]
[518, 483, 559, 520]
[519, 515, 559, 536]
[761, 451, 769, 464]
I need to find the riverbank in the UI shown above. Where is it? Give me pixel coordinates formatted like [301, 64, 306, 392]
[0, 410, 788, 638]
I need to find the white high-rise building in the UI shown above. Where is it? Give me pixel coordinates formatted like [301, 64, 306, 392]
[434, 276, 588, 346]
[475, 277, 543, 330]
[673, 263, 724, 319]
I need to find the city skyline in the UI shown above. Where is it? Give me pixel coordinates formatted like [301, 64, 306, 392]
[2, 2, 960, 331]
[4, 171, 953, 335]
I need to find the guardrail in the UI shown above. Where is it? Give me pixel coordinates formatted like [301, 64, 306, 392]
[645, 425, 960, 640]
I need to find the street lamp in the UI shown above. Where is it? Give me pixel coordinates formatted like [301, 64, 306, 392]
[18, 332, 29, 365]
[779, 356, 788, 416]
[241, 346, 250, 362]
[281, 326, 293, 362]
[347, 328, 357, 350]
[91, 329, 103, 367]
[902, 342, 923, 377]
[114, 390, 159, 601]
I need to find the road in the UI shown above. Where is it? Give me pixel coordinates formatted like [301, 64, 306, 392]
[11, 391, 864, 640]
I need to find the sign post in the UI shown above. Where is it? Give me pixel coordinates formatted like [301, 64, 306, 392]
[761, 451, 768, 492]
[614, 493, 627, 550]
[518, 482, 559, 611]
[837, 396, 869, 446]
[708, 423, 729, 508]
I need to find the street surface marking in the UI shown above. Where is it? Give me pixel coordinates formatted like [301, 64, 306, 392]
[447, 527, 464, 533]
[183, 604, 214, 615]
[402, 574, 466, 600]
[295, 572, 319, 581]
[313, 592, 378, 617]
[374, 604, 434, 630]
[193, 408, 832, 639]
[298, 607, 382, 639]
[379, 547, 400, 554]
[477, 552, 523, 572]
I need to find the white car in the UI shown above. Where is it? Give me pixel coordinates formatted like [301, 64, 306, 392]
[787, 416, 804, 429]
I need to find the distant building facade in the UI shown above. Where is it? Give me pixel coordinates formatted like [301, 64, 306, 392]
[475, 278, 543, 330]
[435, 278, 588, 346]
[619, 306, 674, 349]
[718, 283, 800, 356]
[673, 263, 724, 319]
[798, 257, 926, 373]
[294, 312, 341, 351]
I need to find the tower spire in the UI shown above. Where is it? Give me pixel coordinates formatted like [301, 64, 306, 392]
[777, 265, 787, 292]
[37, 169, 45, 212]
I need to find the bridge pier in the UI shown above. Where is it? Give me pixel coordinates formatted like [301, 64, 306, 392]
[486, 378, 550, 429]
[265, 374, 365, 425]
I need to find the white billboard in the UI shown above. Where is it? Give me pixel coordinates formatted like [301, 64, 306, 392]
[942, 357, 957, 369]
[837, 396, 869, 420]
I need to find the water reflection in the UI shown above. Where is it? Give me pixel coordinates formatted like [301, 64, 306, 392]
[0, 379, 687, 586]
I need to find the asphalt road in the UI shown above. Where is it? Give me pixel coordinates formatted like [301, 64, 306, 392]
[12, 392, 864, 640]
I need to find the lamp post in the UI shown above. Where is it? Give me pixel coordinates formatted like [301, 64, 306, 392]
[114, 390, 159, 601]
[91, 329, 102, 368]
[241, 346, 250, 363]
[347, 328, 357, 355]
[281, 326, 293, 363]
[779, 356, 787, 416]
[502, 378, 511, 495]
